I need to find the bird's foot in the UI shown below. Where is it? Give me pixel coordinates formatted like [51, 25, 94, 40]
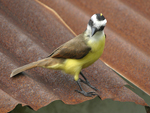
[75, 90, 98, 97]
[80, 78, 98, 91]
[76, 78, 98, 97]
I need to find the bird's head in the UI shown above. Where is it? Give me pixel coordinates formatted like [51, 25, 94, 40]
[87, 13, 107, 36]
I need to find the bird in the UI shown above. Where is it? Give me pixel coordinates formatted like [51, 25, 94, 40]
[10, 13, 107, 97]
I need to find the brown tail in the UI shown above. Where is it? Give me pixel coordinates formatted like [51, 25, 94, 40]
[10, 58, 64, 77]
[10, 61, 39, 77]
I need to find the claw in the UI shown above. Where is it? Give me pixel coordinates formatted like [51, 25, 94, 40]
[75, 90, 98, 97]
[75, 74, 99, 97]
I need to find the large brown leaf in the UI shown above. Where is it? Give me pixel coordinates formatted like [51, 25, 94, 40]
[0, 0, 148, 112]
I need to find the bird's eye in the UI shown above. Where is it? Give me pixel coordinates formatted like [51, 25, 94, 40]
[99, 26, 105, 31]
[88, 19, 93, 26]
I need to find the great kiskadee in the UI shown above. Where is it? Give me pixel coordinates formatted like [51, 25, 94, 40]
[10, 13, 107, 97]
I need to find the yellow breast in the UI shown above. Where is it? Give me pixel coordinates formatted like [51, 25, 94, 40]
[63, 32, 105, 75]
[82, 33, 105, 68]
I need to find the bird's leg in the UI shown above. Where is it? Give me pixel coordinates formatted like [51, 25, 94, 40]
[80, 72, 98, 91]
[75, 79, 98, 97]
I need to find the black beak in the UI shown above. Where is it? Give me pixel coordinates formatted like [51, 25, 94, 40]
[91, 27, 97, 36]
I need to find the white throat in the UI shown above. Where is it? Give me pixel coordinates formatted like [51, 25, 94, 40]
[90, 31, 104, 42]
[84, 26, 104, 42]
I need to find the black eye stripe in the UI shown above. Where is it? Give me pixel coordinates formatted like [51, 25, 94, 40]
[88, 19, 93, 27]
[96, 14, 105, 21]
[98, 26, 105, 31]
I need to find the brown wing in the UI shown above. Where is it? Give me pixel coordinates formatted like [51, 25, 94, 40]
[48, 34, 91, 59]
